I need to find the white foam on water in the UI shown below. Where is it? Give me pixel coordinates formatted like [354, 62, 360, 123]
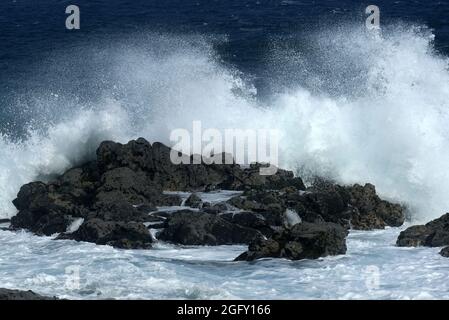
[1, 226, 449, 299]
[1, 25, 449, 225]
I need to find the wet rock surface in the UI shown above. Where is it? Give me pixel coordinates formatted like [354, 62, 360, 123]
[397, 213, 449, 248]
[9, 138, 404, 259]
[157, 210, 262, 245]
[0, 288, 57, 300]
[235, 222, 348, 261]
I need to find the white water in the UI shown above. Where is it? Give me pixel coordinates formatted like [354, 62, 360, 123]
[1, 24, 449, 225]
[1, 226, 449, 299]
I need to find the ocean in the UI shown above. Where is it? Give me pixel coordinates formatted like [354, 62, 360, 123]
[1, 0, 449, 299]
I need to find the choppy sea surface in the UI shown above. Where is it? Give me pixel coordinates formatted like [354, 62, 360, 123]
[2, 224, 449, 300]
[2, 1, 449, 299]
[1, 191, 448, 300]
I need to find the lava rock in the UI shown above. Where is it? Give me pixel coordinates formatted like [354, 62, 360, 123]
[185, 193, 202, 208]
[157, 210, 261, 245]
[68, 218, 152, 249]
[91, 200, 151, 222]
[94, 167, 162, 208]
[0, 289, 57, 300]
[235, 222, 348, 261]
[440, 246, 449, 257]
[158, 194, 183, 206]
[397, 213, 449, 247]
[220, 211, 277, 237]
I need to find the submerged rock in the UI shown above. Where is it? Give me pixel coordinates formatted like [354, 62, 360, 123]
[397, 213, 449, 247]
[229, 181, 404, 232]
[346, 183, 404, 229]
[184, 193, 202, 208]
[235, 222, 348, 261]
[65, 218, 152, 249]
[0, 288, 57, 300]
[157, 210, 262, 245]
[220, 211, 278, 237]
[440, 246, 449, 257]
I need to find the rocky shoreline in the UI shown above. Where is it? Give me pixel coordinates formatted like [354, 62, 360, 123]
[5, 137, 449, 299]
[397, 213, 449, 257]
[6, 138, 405, 261]
[0, 288, 57, 300]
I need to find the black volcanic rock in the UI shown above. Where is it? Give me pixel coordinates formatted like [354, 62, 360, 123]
[229, 181, 404, 232]
[440, 246, 449, 257]
[220, 211, 278, 237]
[157, 210, 262, 245]
[67, 218, 152, 249]
[0, 288, 57, 300]
[397, 213, 449, 247]
[346, 183, 404, 229]
[9, 137, 403, 252]
[185, 193, 202, 208]
[235, 222, 347, 261]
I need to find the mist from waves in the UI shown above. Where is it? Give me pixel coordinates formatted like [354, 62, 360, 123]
[1, 24, 448, 223]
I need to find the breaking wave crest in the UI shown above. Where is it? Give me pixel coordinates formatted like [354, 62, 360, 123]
[1, 24, 449, 223]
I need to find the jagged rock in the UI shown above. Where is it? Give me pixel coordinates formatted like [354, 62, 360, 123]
[219, 164, 306, 191]
[397, 213, 449, 247]
[157, 210, 261, 245]
[221, 211, 277, 237]
[97, 139, 305, 192]
[67, 218, 152, 249]
[202, 201, 236, 214]
[9, 137, 402, 252]
[440, 246, 449, 257]
[10, 181, 87, 235]
[96, 138, 154, 173]
[235, 222, 347, 261]
[94, 167, 162, 208]
[158, 194, 183, 206]
[0, 288, 57, 300]
[346, 183, 404, 228]
[185, 193, 202, 208]
[89, 200, 152, 222]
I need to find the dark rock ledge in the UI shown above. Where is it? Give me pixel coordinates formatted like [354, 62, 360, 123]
[8, 138, 405, 262]
[0, 288, 57, 300]
[397, 213, 449, 257]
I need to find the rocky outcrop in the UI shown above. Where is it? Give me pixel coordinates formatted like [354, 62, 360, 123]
[157, 210, 261, 245]
[0, 288, 57, 300]
[397, 213, 449, 248]
[346, 183, 405, 229]
[184, 193, 202, 208]
[440, 246, 449, 257]
[227, 181, 404, 232]
[8, 138, 404, 256]
[235, 222, 348, 261]
[62, 218, 152, 249]
[95, 139, 306, 192]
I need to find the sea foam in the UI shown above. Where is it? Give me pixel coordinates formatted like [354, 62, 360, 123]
[1, 25, 449, 223]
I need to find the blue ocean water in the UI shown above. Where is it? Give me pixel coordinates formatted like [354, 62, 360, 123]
[1, 0, 449, 133]
[2, 1, 449, 299]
